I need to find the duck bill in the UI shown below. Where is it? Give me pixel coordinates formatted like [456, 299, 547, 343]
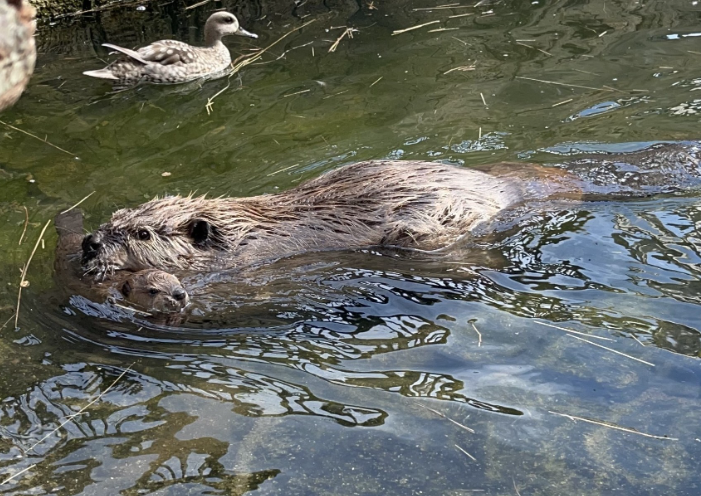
[235, 27, 258, 39]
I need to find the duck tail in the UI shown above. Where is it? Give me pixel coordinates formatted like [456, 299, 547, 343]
[83, 69, 119, 80]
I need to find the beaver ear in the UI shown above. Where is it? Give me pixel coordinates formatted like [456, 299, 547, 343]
[189, 219, 211, 244]
[121, 281, 132, 297]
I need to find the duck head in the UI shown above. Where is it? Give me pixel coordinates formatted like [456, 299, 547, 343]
[205, 11, 258, 45]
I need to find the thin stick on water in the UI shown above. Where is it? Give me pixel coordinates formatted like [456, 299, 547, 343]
[0, 312, 15, 332]
[516, 76, 613, 92]
[370, 76, 383, 87]
[478, 126, 482, 140]
[480, 92, 487, 107]
[267, 163, 301, 176]
[205, 80, 231, 115]
[552, 98, 573, 107]
[392, 20, 440, 36]
[0, 120, 76, 157]
[112, 302, 152, 317]
[443, 64, 476, 74]
[513, 478, 522, 496]
[632, 335, 646, 347]
[1, 464, 37, 485]
[18, 206, 28, 245]
[184, 0, 212, 10]
[61, 191, 95, 215]
[470, 321, 482, 346]
[549, 411, 677, 440]
[27, 364, 136, 454]
[566, 334, 654, 367]
[417, 404, 475, 433]
[328, 27, 355, 53]
[515, 42, 552, 57]
[413, 4, 472, 10]
[533, 320, 615, 341]
[283, 89, 311, 98]
[455, 444, 477, 461]
[15, 220, 52, 329]
[206, 19, 317, 114]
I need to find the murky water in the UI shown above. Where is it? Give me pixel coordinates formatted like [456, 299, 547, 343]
[2, 0, 701, 494]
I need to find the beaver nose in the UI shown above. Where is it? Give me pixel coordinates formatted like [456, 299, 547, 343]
[82, 233, 102, 258]
[173, 288, 187, 302]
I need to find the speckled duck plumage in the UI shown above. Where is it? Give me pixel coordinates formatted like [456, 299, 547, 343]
[83, 11, 257, 86]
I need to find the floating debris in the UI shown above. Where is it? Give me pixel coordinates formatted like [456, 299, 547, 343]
[392, 20, 441, 36]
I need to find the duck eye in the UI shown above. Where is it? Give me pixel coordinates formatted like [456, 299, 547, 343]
[148, 288, 159, 295]
[225, 16, 234, 23]
[138, 229, 150, 241]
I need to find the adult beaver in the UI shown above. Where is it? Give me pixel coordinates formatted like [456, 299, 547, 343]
[56, 210, 189, 312]
[81, 143, 701, 278]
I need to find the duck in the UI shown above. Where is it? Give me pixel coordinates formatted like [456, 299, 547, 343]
[83, 11, 258, 86]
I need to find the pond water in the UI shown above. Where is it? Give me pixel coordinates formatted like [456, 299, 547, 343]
[2, 0, 701, 494]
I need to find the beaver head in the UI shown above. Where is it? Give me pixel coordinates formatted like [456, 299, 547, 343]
[81, 195, 257, 278]
[120, 269, 190, 313]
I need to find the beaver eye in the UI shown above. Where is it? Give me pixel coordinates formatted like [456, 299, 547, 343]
[137, 229, 150, 241]
[148, 288, 159, 295]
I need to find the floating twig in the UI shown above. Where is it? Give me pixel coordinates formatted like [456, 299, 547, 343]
[549, 411, 677, 440]
[370, 76, 383, 87]
[515, 42, 552, 57]
[470, 321, 482, 347]
[185, 0, 212, 10]
[61, 191, 95, 215]
[0, 312, 15, 332]
[418, 404, 475, 433]
[392, 20, 440, 36]
[328, 27, 356, 53]
[112, 302, 152, 317]
[516, 76, 613, 92]
[27, 364, 135, 454]
[322, 90, 348, 99]
[533, 320, 615, 341]
[18, 206, 28, 246]
[513, 478, 522, 496]
[455, 444, 477, 461]
[268, 163, 301, 176]
[283, 89, 311, 98]
[15, 220, 52, 329]
[0, 120, 76, 157]
[443, 63, 476, 74]
[552, 98, 573, 107]
[1, 464, 37, 485]
[480, 92, 487, 107]
[205, 80, 231, 115]
[566, 334, 654, 367]
[413, 5, 473, 11]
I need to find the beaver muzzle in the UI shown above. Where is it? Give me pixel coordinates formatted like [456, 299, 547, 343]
[81, 232, 102, 262]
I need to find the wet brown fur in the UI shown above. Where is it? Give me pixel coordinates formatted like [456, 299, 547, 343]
[56, 210, 189, 312]
[83, 144, 701, 277]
